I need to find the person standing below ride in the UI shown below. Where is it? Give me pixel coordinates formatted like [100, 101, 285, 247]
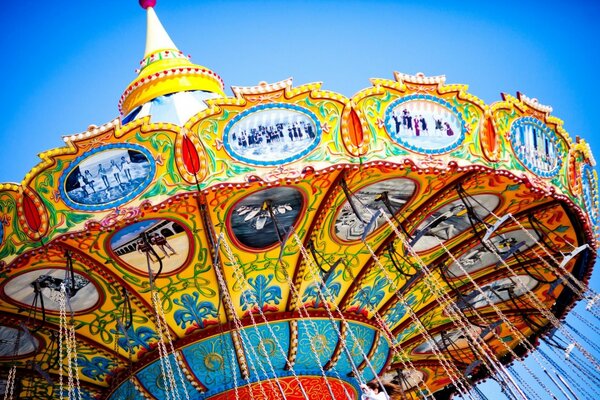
[97, 164, 110, 189]
[110, 160, 122, 185]
[360, 382, 390, 400]
[150, 232, 177, 258]
[120, 156, 133, 181]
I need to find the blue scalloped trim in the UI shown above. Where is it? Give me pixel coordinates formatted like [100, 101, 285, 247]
[59, 143, 156, 212]
[384, 94, 467, 154]
[509, 117, 562, 178]
[223, 103, 322, 166]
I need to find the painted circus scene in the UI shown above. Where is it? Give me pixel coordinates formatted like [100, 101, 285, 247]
[0, 1, 598, 399]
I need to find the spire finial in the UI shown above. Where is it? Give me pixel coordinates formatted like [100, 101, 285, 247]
[139, 0, 156, 10]
[143, 3, 177, 58]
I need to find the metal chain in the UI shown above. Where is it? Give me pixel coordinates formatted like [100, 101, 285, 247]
[437, 237, 555, 400]
[361, 239, 476, 400]
[3, 365, 16, 400]
[378, 212, 527, 399]
[210, 243, 270, 400]
[153, 290, 191, 400]
[221, 234, 310, 400]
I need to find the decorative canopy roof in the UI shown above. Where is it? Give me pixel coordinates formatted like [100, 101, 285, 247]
[0, 2, 599, 400]
[119, 2, 225, 118]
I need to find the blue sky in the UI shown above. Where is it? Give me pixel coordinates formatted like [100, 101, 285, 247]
[1, 0, 598, 397]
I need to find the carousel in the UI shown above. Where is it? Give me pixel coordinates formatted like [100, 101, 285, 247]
[0, 1, 599, 399]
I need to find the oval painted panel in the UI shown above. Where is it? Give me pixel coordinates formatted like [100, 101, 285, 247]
[60, 144, 155, 211]
[334, 178, 416, 242]
[229, 187, 303, 249]
[3, 268, 100, 313]
[411, 194, 500, 252]
[109, 219, 192, 275]
[510, 117, 562, 177]
[582, 164, 599, 225]
[383, 369, 427, 391]
[384, 94, 466, 154]
[413, 326, 492, 354]
[446, 229, 540, 278]
[0, 326, 40, 358]
[455, 275, 537, 310]
[223, 103, 321, 166]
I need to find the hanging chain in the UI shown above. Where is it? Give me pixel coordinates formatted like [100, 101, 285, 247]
[221, 234, 310, 400]
[277, 243, 354, 400]
[210, 240, 270, 400]
[378, 212, 527, 399]
[3, 365, 17, 400]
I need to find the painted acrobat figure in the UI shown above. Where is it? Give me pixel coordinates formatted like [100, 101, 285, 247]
[136, 237, 159, 263]
[120, 156, 133, 181]
[151, 232, 176, 257]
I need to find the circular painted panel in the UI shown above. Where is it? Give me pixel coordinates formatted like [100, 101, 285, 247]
[229, 187, 304, 249]
[3, 268, 100, 313]
[223, 103, 321, 166]
[411, 194, 500, 252]
[446, 229, 540, 278]
[0, 326, 39, 358]
[109, 219, 192, 275]
[413, 326, 492, 354]
[60, 143, 155, 211]
[384, 94, 466, 154]
[334, 178, 417, 242]
[510, 117, 562, 177]
[582, 164, 599, 225]
[456, 275, 537, 310]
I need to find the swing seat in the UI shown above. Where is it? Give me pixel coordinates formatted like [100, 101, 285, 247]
[558, 244, 589, 270]
[483, 213, 512, 242]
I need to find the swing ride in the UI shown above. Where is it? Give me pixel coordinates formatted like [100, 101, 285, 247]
[1, 1, 599, 399]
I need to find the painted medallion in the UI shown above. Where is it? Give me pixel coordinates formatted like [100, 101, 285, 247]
[510, 117, 562, 177]
[0, 326, 39, 358]
[334, 178, 417, 242]
[581, 164, 599, 225]
[455, 275, 537, 310]
[413, 326, 493, 354]
[230, 187, 304, 249]
[411, 194, 500, 252]
[3, 268, 100, 313]
[60, 144, 155, 211]
[223, 103, 321, 166]
[109, 219, 191, 275]
[446, 229, 540, 278]
[385, 95, 466, 154]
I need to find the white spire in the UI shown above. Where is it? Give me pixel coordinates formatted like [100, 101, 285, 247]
[144, 6, 178, 57]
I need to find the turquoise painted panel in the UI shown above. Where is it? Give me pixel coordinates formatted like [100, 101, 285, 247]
[295, 319, 339, 372]
[181, 333, 243, 396]
[108, 380, 145, 400]
[241, 321, 290, 381]
[136, 353, 197, 399]
[362, 333, 390, 382]
[333, 322, 376, 378]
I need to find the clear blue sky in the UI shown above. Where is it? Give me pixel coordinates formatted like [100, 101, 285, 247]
[1, 0, 598, 397]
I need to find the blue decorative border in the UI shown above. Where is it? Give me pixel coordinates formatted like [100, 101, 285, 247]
[509, 117, 562, 178]
[581, 163, 599, 226]
[223, 103, 322, 166]
[384, 94, 467, 154]
[59, 143, 156, 211]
